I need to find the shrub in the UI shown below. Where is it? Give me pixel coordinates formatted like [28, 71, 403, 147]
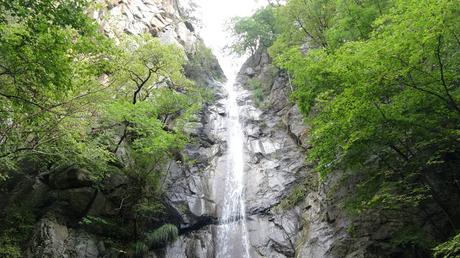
[145, 224, 179, 248]
[434, 233, 460, 258]
[132, 241, 148, 258]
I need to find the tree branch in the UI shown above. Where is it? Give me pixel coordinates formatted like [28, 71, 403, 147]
[436, 35, 460, 114]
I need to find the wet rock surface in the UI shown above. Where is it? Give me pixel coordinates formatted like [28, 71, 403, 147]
[163, 82, 227, 227]
[164, 228, 214, 258]
[163, 48, 313, 257]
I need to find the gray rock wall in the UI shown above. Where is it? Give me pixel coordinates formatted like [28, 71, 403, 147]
[234, 48, 370, 258]
[15, 1, 221, 257]
[92, 0, 198, 52]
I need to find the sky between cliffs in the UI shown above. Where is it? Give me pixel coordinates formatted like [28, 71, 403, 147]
[194, 0, 266, 77]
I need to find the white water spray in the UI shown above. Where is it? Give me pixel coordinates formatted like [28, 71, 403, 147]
[193, 0, 266, 256]
[215, 75, 252, 257]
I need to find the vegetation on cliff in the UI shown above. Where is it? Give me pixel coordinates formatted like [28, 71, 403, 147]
[230, 0, 460, 255]
[0, 0, 217, 256]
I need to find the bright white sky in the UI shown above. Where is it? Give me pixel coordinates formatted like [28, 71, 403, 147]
[193, 0, 266, 77]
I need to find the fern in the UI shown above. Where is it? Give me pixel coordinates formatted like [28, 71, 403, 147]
[132, 241, 148, 258]
[145, 224, 179, 247]
[433, 233, 460, 258]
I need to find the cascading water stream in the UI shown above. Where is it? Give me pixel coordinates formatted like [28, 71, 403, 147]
[215, 75, 252, 257]
[193, 0, 266, 256]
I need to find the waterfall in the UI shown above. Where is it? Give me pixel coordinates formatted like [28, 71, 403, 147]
[192, 1, 266, 256]
[214, 75, 252, 257]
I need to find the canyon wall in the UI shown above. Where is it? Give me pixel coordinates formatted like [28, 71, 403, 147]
[0, 1, 418, 257]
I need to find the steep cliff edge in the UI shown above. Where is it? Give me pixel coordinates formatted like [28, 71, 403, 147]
[237, 47, 458, 258]
[0, 0, 225, 257]
[235, 48, 403, 258]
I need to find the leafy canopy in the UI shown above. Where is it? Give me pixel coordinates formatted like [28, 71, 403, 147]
[0, 1, 208, 182]
[227, 5, 279, 55]
[233, 0, 460, 252]
[0, 0, 115, 176]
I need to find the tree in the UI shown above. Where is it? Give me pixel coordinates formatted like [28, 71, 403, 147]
[266, 0, 460, 252]
[228, 5, 279, 55]
[0, 1, 213, 255]
[106, 34, 198, 164]
[0, 1, 206, 181]
[0, 0, 115, 177]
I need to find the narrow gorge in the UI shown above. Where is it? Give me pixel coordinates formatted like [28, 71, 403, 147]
[1, 0, 460, 258]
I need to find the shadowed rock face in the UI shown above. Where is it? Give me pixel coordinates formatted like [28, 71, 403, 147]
[26, 216, 103, 258]
[13, 1, 219, 257]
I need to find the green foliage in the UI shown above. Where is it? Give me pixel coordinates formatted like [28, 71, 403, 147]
[185, 41, 224, 85]
[106, 34, 205, 165]
[247, 79, 267, 108]
[245, 64, 278, 109]
[0, 0, 206, 180]
[228, 5, 279, 55]
[0, 237, 21, 258]
[390, 224, 435, 250]
[270, 0, 460, 215]
[80, 215, 111, 226]
[0, 202, 37, 258]
[236, 0, 460, 253]
[0, 0, 98, 32]
[276, 183, 307, 210]
[0, 0, 115, 177]
[326, 0, 392, 48]
[135, 198, 166, 218]
[434, 233, 460, 258]
[0, 2, 208, 253]
[78, 214, 134, 241]
[132, 241, 149, 257]
[145, 224, 179, 248]
[346, 224, 357, 238]
[0, 0, 207, 181]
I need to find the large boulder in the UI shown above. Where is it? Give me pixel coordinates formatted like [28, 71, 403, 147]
[49, 167, 92, 190]
[56, 187, 97, 215]
[27, 216, 104, 258]
[27, 216, 70, 257]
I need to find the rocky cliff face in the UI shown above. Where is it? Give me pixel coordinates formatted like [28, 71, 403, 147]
[233, 48, 425, 258]
[162, 47, 349, 258]
[0, 1, 412, 257]
[93, 0, 196, 50]
[233, 49, 341, 258]
[0, 1, 224, 257]
[159, 48, 309, 257]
